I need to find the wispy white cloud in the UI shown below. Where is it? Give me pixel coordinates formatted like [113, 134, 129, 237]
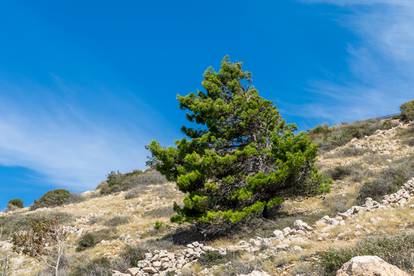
[297, 0, 414, 123]
[0, 77, 168, 191]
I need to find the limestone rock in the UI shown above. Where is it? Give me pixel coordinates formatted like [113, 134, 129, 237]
[336, 256, 409, 276]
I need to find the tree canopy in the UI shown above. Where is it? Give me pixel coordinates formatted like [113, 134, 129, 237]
[147, 57, 330, 234]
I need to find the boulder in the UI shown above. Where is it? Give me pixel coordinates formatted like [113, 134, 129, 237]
[336, 256, 409, 276]
[293, 219, 313, 232]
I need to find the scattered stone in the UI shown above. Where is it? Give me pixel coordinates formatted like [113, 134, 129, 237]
[336, 255, 409, 276]
[273, 229, 284, 240]
[294, 219, 313, 231]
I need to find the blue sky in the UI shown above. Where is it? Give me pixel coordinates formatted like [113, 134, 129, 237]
[0, 0, 413, 209]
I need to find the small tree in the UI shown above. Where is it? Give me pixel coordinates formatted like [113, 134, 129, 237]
[147, 57, 330, 234]
[401, 100, 414, 122]
[7, 198, 24, 211]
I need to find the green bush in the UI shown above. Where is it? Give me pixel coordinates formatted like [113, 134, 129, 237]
[31, 189, 79, 210]
[358, 156, 414, 203]
[400, 99, 414, 122]
[7, 198, 23, 210]
[319, 234, 414, 275]
[76, 229, 117, 251]
[147, 57, 330, 235]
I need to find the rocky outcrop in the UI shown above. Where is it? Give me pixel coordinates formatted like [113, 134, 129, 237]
[336, 256, 409, 276]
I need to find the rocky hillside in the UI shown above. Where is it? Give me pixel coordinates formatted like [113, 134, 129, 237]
[1, 118, 414, 276]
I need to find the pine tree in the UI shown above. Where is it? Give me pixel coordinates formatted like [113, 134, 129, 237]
[147, 57, 330, 234]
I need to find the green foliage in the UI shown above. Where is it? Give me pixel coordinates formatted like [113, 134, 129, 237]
[319, 234, 414, 275]
[98, 169, 167, 195]
[147, 57, 329, 233]
[31, 189, 79, 210]
[76, 229, 117, 251]
[154, 221, 165, 230]
[358, 155, 414, 203]
[400, 99, 414, 122]
[7, 198, 23, 210]
[309, 119, 398, 152]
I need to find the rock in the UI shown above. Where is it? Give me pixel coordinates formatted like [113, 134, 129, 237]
[142, 266, 158, 274]
[275, 243, 289, 250]
[283, 227, 292, 236]
[112, 271, 130, 276]
[336, 256, 409, 276]
[126, 267, 140, 275]
[273, 230, 284, 240]
[294, 219, 313, 231]
[292, 245, 303, 252]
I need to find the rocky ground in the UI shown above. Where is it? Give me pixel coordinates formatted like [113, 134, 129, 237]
[1, 120, 414, 275]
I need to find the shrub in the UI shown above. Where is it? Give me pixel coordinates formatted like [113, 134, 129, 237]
[31, 189, 79, 210]
[154, 221, 164, 230]
[0, 211, 72, 240]
[76, 229, 117, 251]
[99, 169, 167, 195]
[11, 215, 65, 257]
[319, 233, 414, 275]
[309, 119, 398, 152]
[69, 257, 112, 276]
[7, 198, 23, 211]
[0, 255, 10, 276]
[358, 156, 414, 203]
[198, 251, 241, 267]
[104, 216, 129, 227]
[147, 57, 330, 235]
[400, 99, 414, 122]
[117, 244, 146, 268]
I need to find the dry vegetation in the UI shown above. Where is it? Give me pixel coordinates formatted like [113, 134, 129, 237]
[1, 118, 414, 275]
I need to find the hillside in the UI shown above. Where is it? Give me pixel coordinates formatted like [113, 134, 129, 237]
[1, 118, 414, 275]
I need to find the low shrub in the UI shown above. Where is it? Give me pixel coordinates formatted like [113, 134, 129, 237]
[0, 211, 72, 239]
[198, 251, 241, 267]
[116, 244, 146, 268]
[99, 169, 167, 195]
[319, 233, 414, 275]
[0, 255, 10, 276]
[104, 216, 129, 227]
[69, 257, 112, 276]
[76, 229, 117, 251]
[154, 221, 164, 230]
[31, 189, 80, 210]
[358, 156, 414, 203]
[7, 198, 23, 211]
[11, 215, 65, 257]
[325, 163, 367, 182]
[309, 119, 398, 152]
[400, 99, 414, 122]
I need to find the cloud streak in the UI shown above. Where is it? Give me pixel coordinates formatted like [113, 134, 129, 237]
[297, 0, 414, 123]
[0, 77, 167, 191]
